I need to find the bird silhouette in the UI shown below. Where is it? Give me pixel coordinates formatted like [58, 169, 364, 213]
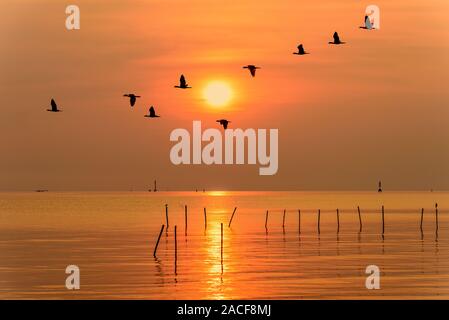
[123, 94, 141, 107]
[46, 98, 61, 112]
[216, 119, 231, 129]
[329, 32, 345, 45]
[174, 75, 191, 89]
[293, 44, 308, 55]
[359, 15, 373, 30]
[144, 106, 160, 118]
[243, 65, 260, 77]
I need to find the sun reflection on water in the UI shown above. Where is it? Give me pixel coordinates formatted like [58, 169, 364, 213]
[207, 191, 229, 197]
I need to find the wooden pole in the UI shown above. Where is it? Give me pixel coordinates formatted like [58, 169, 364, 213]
[265, 210, 269, 230]
[382, 205, 385, 235]
[336, 209, 340, 234]
[228, 207, 237, 228]
[221, 223, 223, 265]
[153, 224, 165, 258]
[420, 208, 424, 233]
[318, 209, 321, 234]
[165, 204, 169, 229]
[357, 206, 362, 233]
[435, 203, 439, 233]
[174, 225, 178, 275]
[282, 209, 286, 228]
[298, 209, 301, 234]
[184, 205, 188, 236]
[204, 207, 207, 230]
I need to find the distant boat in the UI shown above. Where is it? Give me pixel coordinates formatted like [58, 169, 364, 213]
[378, 181, 383, 193]
[35, 189, 49, 193]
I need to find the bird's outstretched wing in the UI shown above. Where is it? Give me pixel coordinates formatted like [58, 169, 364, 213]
[51, 99, 57, 111]
[180, 75, 186, 87]
[333, 32, 340, 43]
[250, 68, 256, 77]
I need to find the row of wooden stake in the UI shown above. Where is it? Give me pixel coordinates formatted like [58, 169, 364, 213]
[163, 204, 237, 234]
[264, 204, 439, 235]
[154, 203, 440, 261]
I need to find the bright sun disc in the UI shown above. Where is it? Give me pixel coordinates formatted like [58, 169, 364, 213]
[203, 81, 233, 107]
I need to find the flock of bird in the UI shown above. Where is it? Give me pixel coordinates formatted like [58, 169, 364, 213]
[46, 31, 348, 129]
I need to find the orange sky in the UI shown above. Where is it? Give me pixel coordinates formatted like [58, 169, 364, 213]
[0, 0, 448, 191]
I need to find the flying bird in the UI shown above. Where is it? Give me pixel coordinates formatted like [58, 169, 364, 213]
[360, 15, 374, 30]
[123, 94, 141, 107]
[293, 44, 308, 55]
[216, 119, 231, 130]
[144, 106, 160, 118]
[243, 65, 260, 77]
[46, 99, 61, 112]
[329, 32, 345, 45]
[174, 74, 191, 89]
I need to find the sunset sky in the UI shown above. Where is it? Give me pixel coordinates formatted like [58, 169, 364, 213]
[1, 0, 448, 191]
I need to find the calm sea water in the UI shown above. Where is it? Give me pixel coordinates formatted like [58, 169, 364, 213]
[0, 191, 448, 299]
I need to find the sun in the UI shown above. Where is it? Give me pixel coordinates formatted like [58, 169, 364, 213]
[202, 81, 233, 107]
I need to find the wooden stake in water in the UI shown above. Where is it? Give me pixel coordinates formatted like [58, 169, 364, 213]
[382, 205, 385, 235]
[357, 206, 362, 233]
[420, 208, 424, 233]
[153, 224, 165, 258]
[165, 204, 169, 229]
[221, 223, 224, 270]
[174, 225, 178, 275]
[336, 209, 340, 234]
[204, 207, 207, 230]
[282, 209, 286, 228]
[228, 207, 237, 228]
[317, 209, 321, 234]
[435, 203, 439, 233]
[184, 205, 188, 236]
[265, 210, 269, 230]
[298, 209, 301, 234]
